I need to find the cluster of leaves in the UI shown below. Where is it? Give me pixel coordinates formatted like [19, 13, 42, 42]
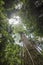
[3, 44, 22, 65]
[19, 0, 43, 36]
[3, 0, 21, 18]
[0, 0, 23, 65]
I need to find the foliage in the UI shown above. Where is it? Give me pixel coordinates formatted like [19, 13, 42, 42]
[0, 0, 43, 65]
[19, 0, 43, 36]
[13, 23, 26, 34]
[0, 0, 23, 65]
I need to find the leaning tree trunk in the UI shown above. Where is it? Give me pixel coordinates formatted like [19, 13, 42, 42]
[20, 33, 43, 65]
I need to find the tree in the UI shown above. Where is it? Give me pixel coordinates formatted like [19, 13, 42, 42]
[19, 0, 43, 36]
[0, 0, 22, 65]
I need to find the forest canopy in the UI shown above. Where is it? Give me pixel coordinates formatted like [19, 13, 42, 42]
[0, 0, 43, 65]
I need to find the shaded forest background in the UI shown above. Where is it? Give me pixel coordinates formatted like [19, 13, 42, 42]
[0, 0, 43, 65]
